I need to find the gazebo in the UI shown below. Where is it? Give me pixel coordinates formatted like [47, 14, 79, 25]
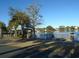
[11, 25, 33, 39]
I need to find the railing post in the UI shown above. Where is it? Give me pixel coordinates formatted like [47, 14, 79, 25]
[70, 32, 75, 46]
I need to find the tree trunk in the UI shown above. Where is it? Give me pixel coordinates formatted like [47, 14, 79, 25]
[13, 27, 17, 38]
[33, 27, 36, 39]
[21, 24, 26, 39]
[14, 29, 17, 37]
[21, 24, 24, 39]
[26, 30, 28, 39]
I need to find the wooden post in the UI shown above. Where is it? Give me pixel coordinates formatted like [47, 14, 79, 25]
[70, 32, 74, 42]
[70, 32, 75, 47]
[0, 28, 2, 39]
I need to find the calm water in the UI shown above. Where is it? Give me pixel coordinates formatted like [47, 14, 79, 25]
[36, 32, 79, 41]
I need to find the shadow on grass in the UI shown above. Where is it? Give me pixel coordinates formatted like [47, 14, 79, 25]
[0, 40, 79, 58]
[11, 41, 59, 58]
[70, 46, 79, 58]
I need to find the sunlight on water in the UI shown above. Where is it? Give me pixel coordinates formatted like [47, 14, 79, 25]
[36, 32, 79, 41]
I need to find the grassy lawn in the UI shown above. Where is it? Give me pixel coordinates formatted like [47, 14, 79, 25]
[0, 39, 79, 58]
[0, 40, 46, 58]
[0, 40, 41, 56]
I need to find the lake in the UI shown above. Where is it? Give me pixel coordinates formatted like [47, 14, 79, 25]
[36, 32, 79, 41]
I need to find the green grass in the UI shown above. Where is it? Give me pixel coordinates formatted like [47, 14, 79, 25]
[0, 40, 41, 53]
[0, 39, 79, 58]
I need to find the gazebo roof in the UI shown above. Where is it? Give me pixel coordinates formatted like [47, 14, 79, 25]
[11, 25, 33, 31]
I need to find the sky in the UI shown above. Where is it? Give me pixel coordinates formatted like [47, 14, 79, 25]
[0, 0, 79, 28]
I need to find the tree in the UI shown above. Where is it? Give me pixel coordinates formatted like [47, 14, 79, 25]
[36, 28, 46, 33]
[0, 21, 6, 38]
[9, 8, 21, 36]
[27, 3, 42, 39]
[8, 19, 18, 37]
[65, 26, 70, 32]
[77, 27, 79, 32]
[9, 7, 30, 39]
[46, 26, 56, 33]
[70, 26, 75, 32]
[0, 21, 7, 33]
[59, 26, 65, 32]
